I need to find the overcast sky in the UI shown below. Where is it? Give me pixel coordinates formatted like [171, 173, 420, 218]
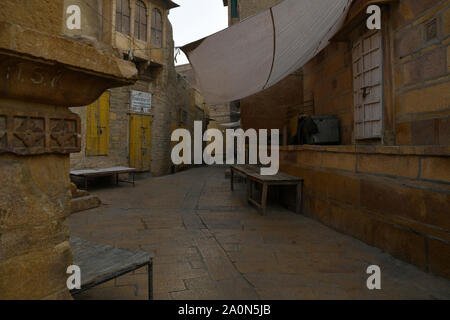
[169, 0, 228, 65]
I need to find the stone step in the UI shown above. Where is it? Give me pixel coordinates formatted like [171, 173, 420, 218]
[70, 195, 101, 214]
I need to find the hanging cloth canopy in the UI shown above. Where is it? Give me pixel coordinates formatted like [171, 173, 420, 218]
[218, 120, 241, 129]
[182, 0, 353, 105]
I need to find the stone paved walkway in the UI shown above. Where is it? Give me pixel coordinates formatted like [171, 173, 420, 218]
[69, 166, 450, 300]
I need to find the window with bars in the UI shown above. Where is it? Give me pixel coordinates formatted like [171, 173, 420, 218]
[134, 0, 147, 41]
[151, 8, 163, 47]
[116, 0, 131, 35]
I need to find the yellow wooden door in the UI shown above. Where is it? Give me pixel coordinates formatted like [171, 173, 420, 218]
[129, 114, 152, 171]
[86, 91, 110, 156]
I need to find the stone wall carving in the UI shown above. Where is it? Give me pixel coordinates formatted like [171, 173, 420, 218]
[0, 108, 81, 155]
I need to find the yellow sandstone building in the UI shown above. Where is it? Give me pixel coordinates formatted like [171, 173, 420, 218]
[70, 0, 207, 176]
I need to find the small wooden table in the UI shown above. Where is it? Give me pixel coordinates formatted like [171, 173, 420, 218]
[230, 165, 304, 216]
[70, 167, 136, 190]
[70, 237, 154, 300]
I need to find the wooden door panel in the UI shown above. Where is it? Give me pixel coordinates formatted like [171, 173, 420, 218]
[86, 91, 109, 156]
[129, 114, 151, 172]
[353, 30, 383, 140]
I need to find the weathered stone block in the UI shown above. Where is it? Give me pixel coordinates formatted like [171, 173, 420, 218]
[403, 47, 447, 84]
[0, 154, 71, 228]
[421, 157, 450, 183]
[395, 25, 422, 58]
[447, 45, 450, 73]
[394, 64, 403, 88]
[403, 81, 450, 114]
[296, 151, 322, 168]
[324, 173, 360, 206]
[70, 195, 102, 214]
[328, 204, 374, 246]
[0, 241, 72, 300]
[396, 122, 412, 145]
[311, 198, 427, 271]
[371, 218, 427, 271]
[321, 152, 356, 172]
[438, 117, 450, 145]
[429, 238, 450, 279]
[444, 7, 450, 36]
[0, 220, 69, 261]
[360, 179, 450, 231]
[279, 164, 314, 193]
[411, 119, 439, 145]
[357, 154, 419, 178]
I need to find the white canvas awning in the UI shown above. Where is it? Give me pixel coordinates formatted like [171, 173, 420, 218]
[182, 0, 353, 104]
[218, 120, 241, 129]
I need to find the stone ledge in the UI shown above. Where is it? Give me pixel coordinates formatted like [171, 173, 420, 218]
[0, 21, 138, 84]
[280, 161, 450, 193]
[280, 144, 450, 156]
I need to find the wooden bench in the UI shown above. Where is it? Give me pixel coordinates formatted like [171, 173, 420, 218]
[70, 237, 153, 300]
[70, 167, 136, 190]
[230, 164, 304, 216]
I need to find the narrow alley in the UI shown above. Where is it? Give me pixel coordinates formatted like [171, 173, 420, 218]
[69, 167, 450, 300]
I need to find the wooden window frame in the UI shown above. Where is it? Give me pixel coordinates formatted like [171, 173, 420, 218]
[134, 0, 148, 42]
[116, 0, 131, 35]
[151, 8, 163, 47]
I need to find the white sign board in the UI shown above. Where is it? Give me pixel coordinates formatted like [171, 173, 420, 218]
[130, 90, 152, 113]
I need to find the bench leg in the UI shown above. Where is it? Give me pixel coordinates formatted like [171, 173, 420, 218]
[230, 168, 234, 191]
[247, 179, 253, 204]
[261, 183, 268, 216]
[148, 262, 153, 300]
[84, 176, 88, 191]
[296, 182, 303, 215]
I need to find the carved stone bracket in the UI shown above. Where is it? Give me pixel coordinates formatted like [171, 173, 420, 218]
[0, 108, 81, 155]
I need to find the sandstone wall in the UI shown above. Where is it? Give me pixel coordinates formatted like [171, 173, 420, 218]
[393, 0, 450, 145]
[280, 145, 450, 279]
[302, 41, 354, 144]
[243, 0, 450, 280]
[301, 0, 450, 145]
[274, 0, 450, 280]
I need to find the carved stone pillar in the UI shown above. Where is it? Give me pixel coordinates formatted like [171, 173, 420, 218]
[0, 0, 137, 299]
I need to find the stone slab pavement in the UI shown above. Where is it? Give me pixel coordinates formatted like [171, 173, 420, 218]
[68, 166, 450, 300]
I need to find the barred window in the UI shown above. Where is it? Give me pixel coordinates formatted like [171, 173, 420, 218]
[151, 8, 163, 47]
[116, 0, 131, 35]
[134, 0, 147, 41]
